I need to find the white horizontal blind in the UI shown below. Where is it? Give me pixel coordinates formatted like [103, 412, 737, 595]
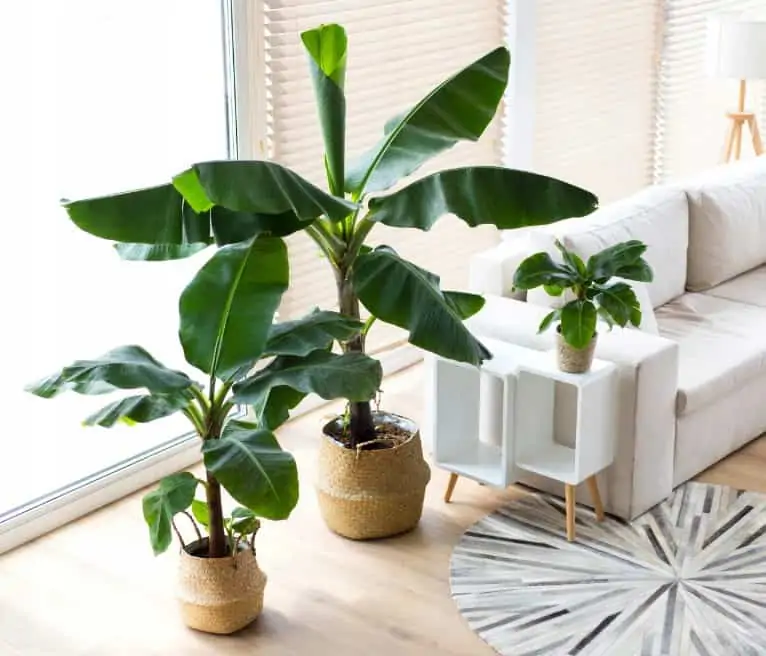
[529, 1, 660, 204]
[656, 1, 766, 181]
[257, 0, 504, 353]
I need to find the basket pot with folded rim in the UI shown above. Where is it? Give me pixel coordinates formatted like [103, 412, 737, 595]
[556, 326, 598, 374]
[177, 537, 267, 635]
[316, 411, 431, 540]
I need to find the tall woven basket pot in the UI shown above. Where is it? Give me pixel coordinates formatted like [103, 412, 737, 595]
[177, 538, 267, 635]
[316, 411, 431, 540]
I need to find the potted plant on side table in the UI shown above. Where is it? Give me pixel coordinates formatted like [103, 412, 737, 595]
[26, 234, 382, 633]
[513, 239, 654, 373]
[58, 24, 598, 540]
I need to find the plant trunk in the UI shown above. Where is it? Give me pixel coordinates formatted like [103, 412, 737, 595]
[336, 269, 376, 447]
[206, 471, 227, 558]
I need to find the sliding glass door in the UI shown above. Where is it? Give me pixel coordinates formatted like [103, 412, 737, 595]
[1, 1, 231, 541]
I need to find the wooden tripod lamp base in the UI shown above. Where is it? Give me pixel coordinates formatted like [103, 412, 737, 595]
[721, 80, 764, 163]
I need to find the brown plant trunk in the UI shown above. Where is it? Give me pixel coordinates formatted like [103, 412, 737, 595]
[336, 269, 376, 447]
[206, 471, 227, 558]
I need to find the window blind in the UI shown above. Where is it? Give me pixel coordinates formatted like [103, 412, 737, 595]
[656, 1, 766, 181]
[241, 0, 505, 354]
[528, 1, 661, 204]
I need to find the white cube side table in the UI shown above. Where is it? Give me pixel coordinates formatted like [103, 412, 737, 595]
[514, 351, 618, 541]
[428, 338, 539, 500]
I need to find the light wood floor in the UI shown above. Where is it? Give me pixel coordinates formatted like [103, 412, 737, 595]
[3, 364, 766, 655]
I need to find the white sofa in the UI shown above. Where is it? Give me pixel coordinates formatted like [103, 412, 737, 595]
[467, 155, 766, 520]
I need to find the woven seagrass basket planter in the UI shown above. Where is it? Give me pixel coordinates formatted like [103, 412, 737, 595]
[556, 329, 598, 373]
[177, 538, 267, 635]
[316, 411, 431, 540]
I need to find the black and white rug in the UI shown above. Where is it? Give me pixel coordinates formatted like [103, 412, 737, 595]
[450, 482, 766, 655]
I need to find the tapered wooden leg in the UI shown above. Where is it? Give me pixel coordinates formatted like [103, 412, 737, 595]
[565, 484, 576, 542]
[749, 116, 764, 156]
[722, 118, 736, 163]
[586, 475, 605, 522]
[444, 473, 459, 503]
[734, 119, 745, 160]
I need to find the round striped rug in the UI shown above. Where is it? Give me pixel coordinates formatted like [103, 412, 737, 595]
[450, 482, 766, 655]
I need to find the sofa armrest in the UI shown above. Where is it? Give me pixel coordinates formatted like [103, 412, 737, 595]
[596, 328, 679, 519]
[469, 239, 535, 300]
[467, 295, 679, 520]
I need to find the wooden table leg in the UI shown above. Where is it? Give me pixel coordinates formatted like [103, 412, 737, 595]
[586, 475, 605, 521]
[444, 472, 459, 503]
[565, 484, 576, 541]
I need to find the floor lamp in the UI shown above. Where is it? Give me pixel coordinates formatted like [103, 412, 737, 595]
[707, 15, 766, 162]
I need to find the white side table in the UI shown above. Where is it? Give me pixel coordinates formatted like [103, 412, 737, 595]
[514, 353, 617, 541]
[428, 338, 541, 497]
[429, 341, 618, 542]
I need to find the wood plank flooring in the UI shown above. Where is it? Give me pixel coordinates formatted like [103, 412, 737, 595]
[2, 364, 765, 655]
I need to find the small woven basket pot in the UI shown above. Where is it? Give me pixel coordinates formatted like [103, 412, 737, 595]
[316, 411, 431, 540]
[177, 538, 267, 635]
[556, 329, 598, 373]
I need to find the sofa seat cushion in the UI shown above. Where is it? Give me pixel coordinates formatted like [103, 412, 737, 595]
[684, 156, 766, 291]
[534, 185, 689, 309]
[656, 293, 766, 415]
[703, 264, 766, 308]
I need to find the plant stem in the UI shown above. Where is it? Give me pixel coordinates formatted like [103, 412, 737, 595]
[204, 416, 227, 558]
[205, 470, 227, 558]
[181, 407, 205, 437]
[343, 215, 376, 268]
[306, 222, 343, 263]
[335, 268, 376, 446]
[188, 385, 210, 411]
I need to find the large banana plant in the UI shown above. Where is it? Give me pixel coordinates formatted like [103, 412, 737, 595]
[60, 24, 597, 447]
[27, 235, 382, 557]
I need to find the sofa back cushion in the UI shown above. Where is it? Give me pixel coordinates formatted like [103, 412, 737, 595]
[537, 185, 689, 308]
[684, 156, 766, 291]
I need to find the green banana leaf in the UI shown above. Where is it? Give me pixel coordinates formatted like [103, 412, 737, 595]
[302, 24, 347, 196]
[210, 207, 309, 243]
[64, 184, 209, 245]
[512, 252, 580, 290]
[26, 346, 194, 398]
[443, 291, 486, 319]
[114, 243, 210, 261]
[142, 472, 199, 555]
[368, 167, 598, 231]
[345, 47, 510, 195]
[179, 236, 289, 379]
[560, 300, 597, 349]
[594, 282, 639, 328]
[191, 499, 209, 528]
[82, 392, 191, 428]
[352, 246, 491, 366]
[174, 161, 357, 221]
[586, 240, 649, 281]
[26, 372, 115, 399]
[251, 386, 307, 431]
[265, 309, 363, 357]
[229, 507, 260, 536]
[202, 420, 298, 520]
[233, 350, 383, 408]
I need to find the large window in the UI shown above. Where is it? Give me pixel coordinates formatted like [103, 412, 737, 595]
[1, 1, 230, 547]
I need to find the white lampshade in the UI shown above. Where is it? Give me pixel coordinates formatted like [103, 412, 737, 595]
[707, 14, 766, 80]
